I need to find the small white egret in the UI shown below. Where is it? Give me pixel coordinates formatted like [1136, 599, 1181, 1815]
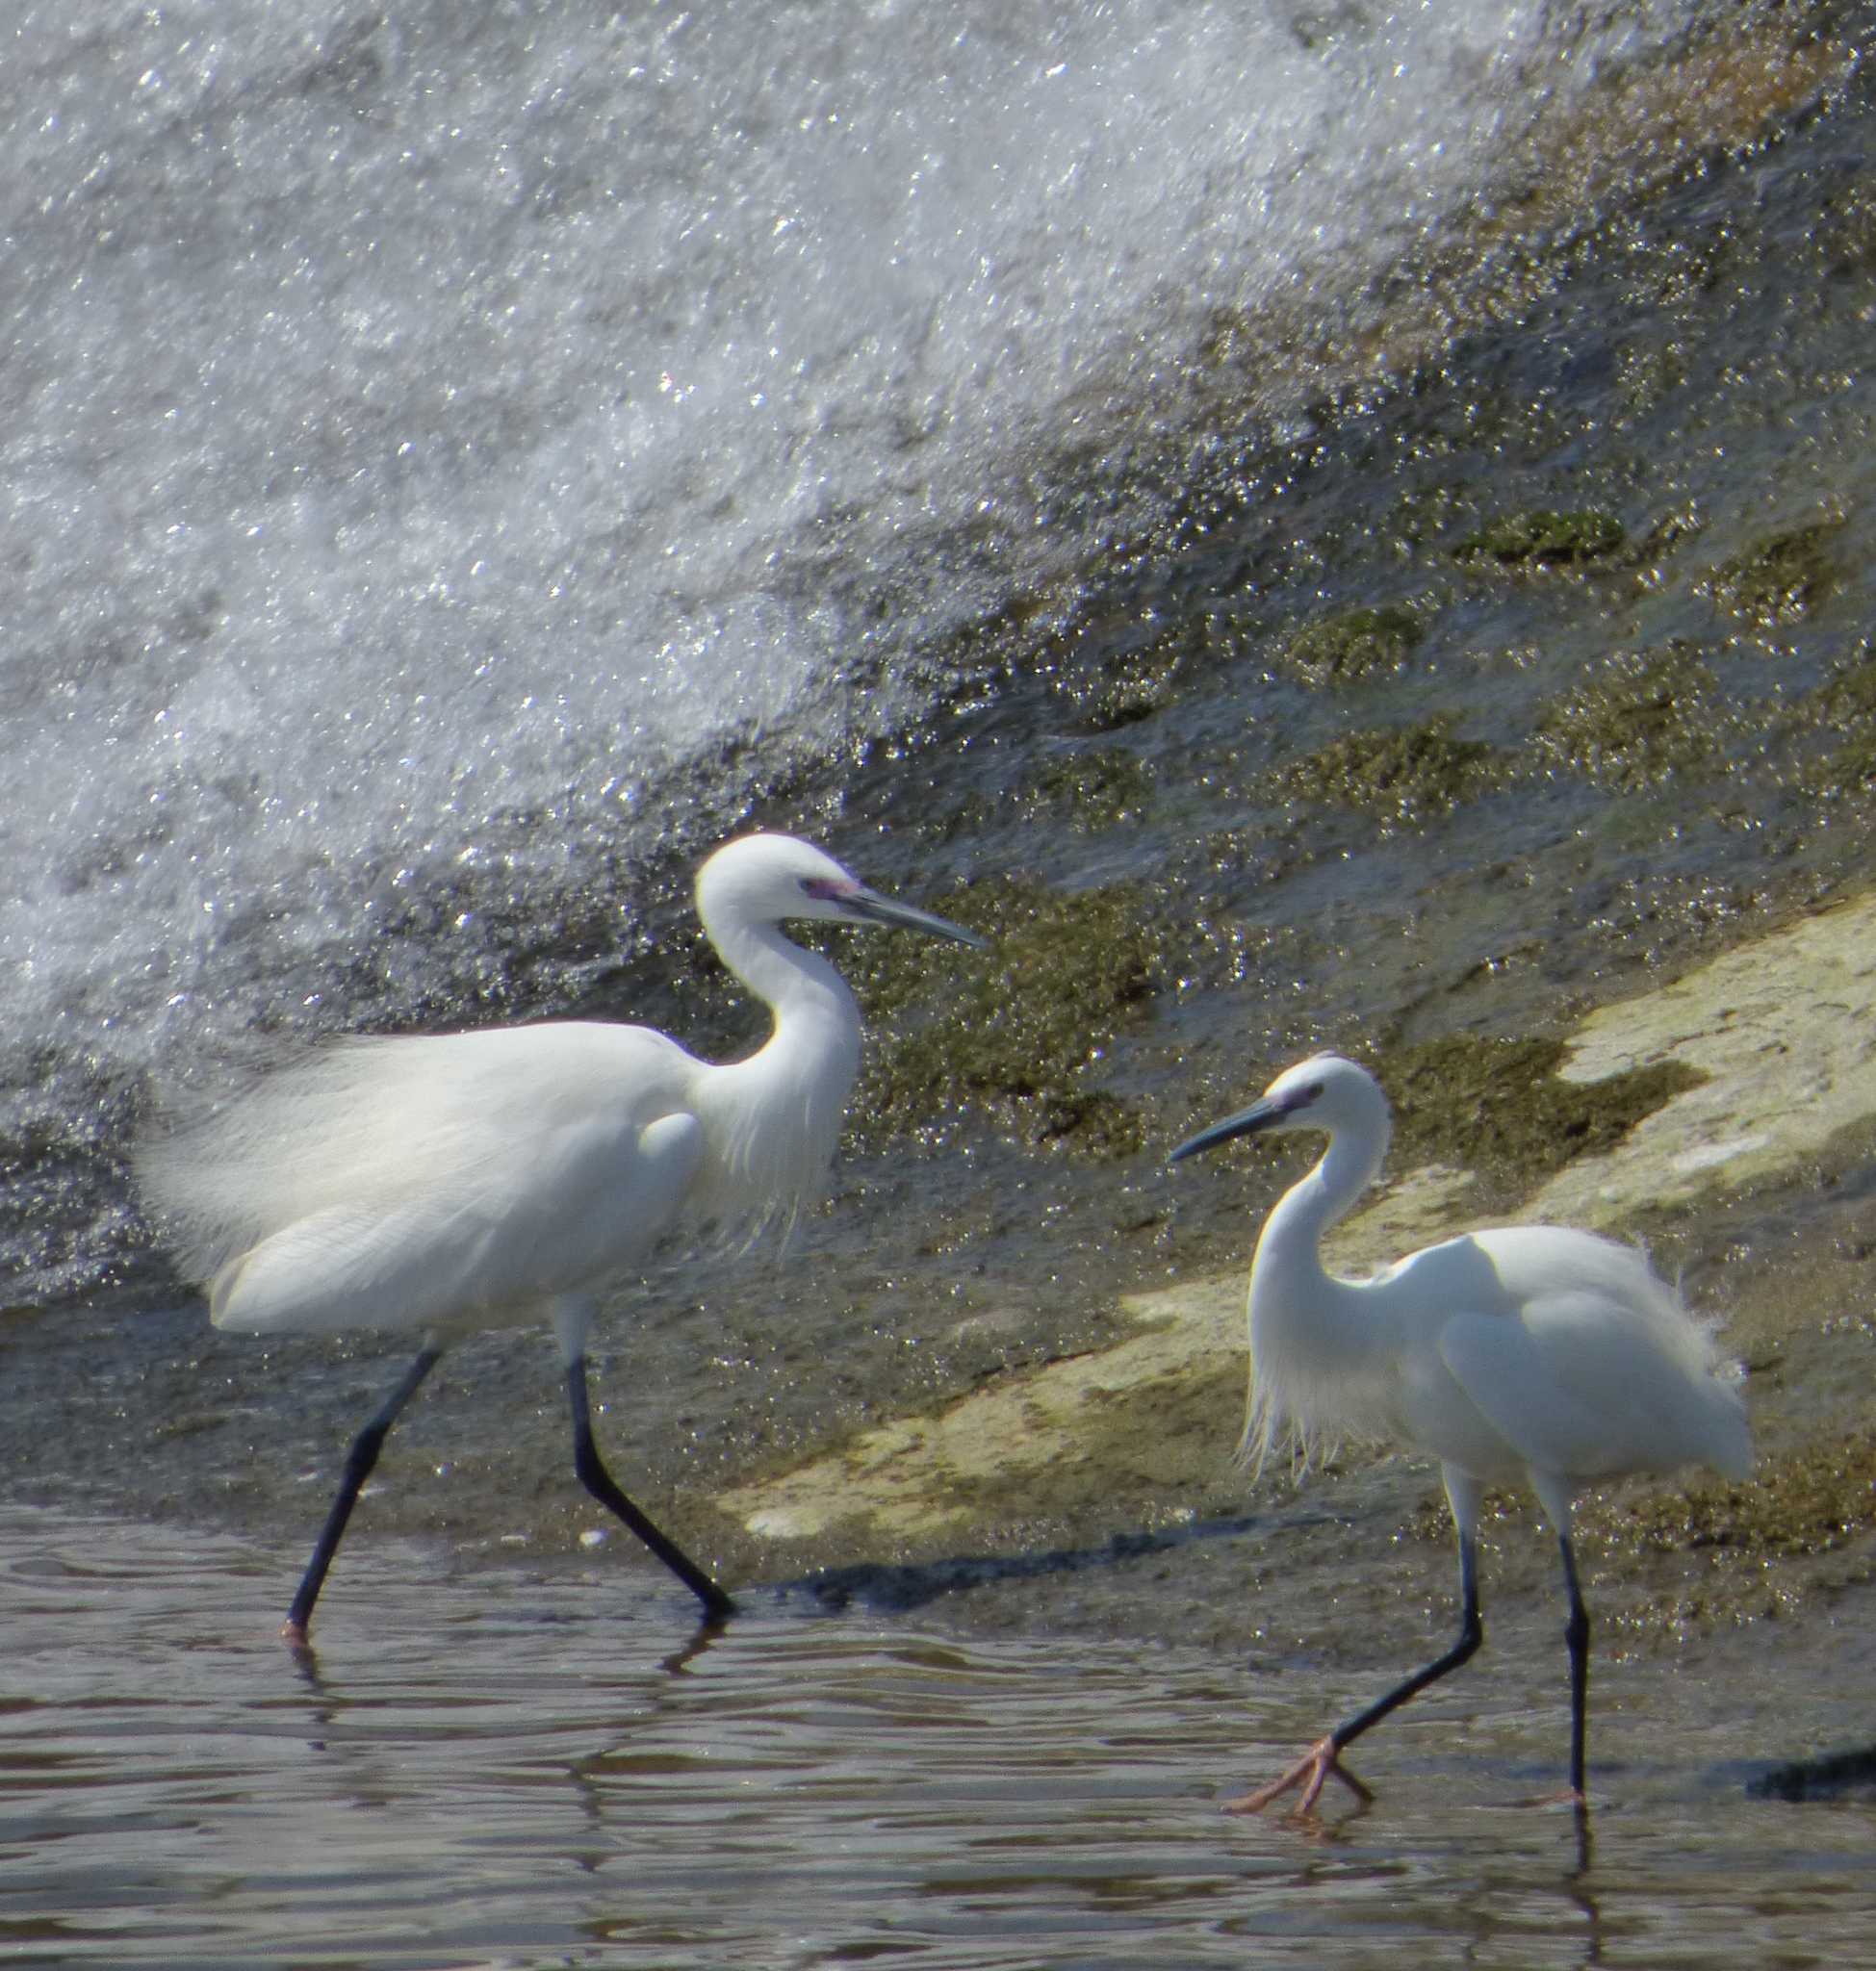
[138, 832, 987, 1644]
[1170, 1052, 1750, 1813]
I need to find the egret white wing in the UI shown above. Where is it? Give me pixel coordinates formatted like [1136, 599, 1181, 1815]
[213, 1108, 705, 1336]
[140, 1023, 701, 1275]
[1439, 1290, 1749, 1486]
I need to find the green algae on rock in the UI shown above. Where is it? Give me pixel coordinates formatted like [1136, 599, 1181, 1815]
[1793, 649, 1876, 794]
[916, 738, 1157, 839]
[1027, 748, 1157, 830]
[1532, 640, 1733, 788]
[1052, 626, 1199, 733]
[1498, 1428, 1876, 1642]
[1452, 508, 1625, 566]
[1281, 602, 1426, 687]
[1599, 1428, 1876, 1569]
[918, 736, 1166, 843]
[1264, 717, 1503, 823]
[1383, 1034, 1708, 1212]
[847, 877, 1163, 1156]
[1704, 518, 1842, 627]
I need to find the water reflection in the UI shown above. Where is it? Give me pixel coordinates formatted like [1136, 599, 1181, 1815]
[3, 1507, 1874, 1968]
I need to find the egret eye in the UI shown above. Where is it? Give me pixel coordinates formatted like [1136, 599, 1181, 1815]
[799, 876, 843, 902]
[1302, 1081, 1325, 1102]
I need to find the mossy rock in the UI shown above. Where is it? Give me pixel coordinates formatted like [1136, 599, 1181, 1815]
[1596, 1425, 1876, 1566]
[1390, 484, 1468, 550]
[1797, 651, 1876, 793]
[1025, 749, 1157, 831]
[1403, 1425, 1876, 1635]
[914, 747, 1155, 841]
[1452, 508, 1625, 566]
[1061, 633, 1194, 732]
[1812, 649, 1876, 726]
[850, 878, 1164, 1156]
[1580, 1428, 1876, 1642]
[1264, 717, 1503, 822]
[1282, 602, 1426, 687]
[1533, 641, 1730, 788]
[1705, 519, 1841, 626]
[1819, 178, 1876, 275]
[1812, 734, 1876, 793]
[1029, 1088, 1147, 1158]
[1615, 338, 1691, 413]
[1382, 1033, 1707, 1205]
[1082, 667, 1177, 731]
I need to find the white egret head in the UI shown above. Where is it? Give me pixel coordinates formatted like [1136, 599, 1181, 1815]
[1169, 1052, 1385, 1163]
[695, 832, 986, 948]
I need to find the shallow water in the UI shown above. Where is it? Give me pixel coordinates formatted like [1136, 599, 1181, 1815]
[5, 1508, 1874, 1970]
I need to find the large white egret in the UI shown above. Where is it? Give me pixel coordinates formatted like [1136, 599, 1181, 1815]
[139, 832, 987, 1644]
[1170, 1051, 1750, 1813]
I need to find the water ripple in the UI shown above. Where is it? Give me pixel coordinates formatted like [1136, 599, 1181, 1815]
[4, 1508, 1876, 1967]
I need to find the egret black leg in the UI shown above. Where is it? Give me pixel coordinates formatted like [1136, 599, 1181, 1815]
[566, 1355, 734, 1624]
[1228, 1533, 1483, 1814]
[1334, 1529, 1484, 1753]
[1559, 1534, 1590, 1801]
[285, 1345, 443, 1645]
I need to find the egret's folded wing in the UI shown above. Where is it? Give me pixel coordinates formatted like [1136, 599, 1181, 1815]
[212, 1109, 704, 1335]
[1436, 1303, 1609, 1481]
[1440, 1291, 1748, 1485]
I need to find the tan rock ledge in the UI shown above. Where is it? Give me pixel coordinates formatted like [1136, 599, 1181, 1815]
[715, 889, 1876, 1547]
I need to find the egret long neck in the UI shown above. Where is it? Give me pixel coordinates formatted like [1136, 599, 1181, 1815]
[694, 914, 863, 1214]
[1279, 1118, 1384, 1242]
[1249, 1119, 1389, 1327]
[712, 913, 863, 1092]
[1243, 1113, 1396, 1460]
[711, 914, 855, 1028]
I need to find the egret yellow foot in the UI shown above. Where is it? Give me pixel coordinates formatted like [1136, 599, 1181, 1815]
[1224, 1735, 1375, 1816]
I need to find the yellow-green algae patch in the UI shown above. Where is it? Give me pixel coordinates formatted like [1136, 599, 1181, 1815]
[845, 876, 1166, 1157]
[1452, 508, 1625, 566]
[1399, 1425, 1876, 1637]
[1532, 641, 1734, 788]
[1047, 624, 1198, 732]
[1263, 717, 1504, 823]
[1703, 518, 1843, 627]
[1600, 1429, 1876, 1570]
[1025, 749, 1157, 830]
[917, 747, 1160, 838]
[1797, 649, 1876, 794]
[1281, 602, 1426, 688]
[1386, 1034, 1706, 1213]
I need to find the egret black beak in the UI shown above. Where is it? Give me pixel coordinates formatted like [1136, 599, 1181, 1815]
[1169, 1095, 1289, 1164]
[840, 885, 989, 949]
